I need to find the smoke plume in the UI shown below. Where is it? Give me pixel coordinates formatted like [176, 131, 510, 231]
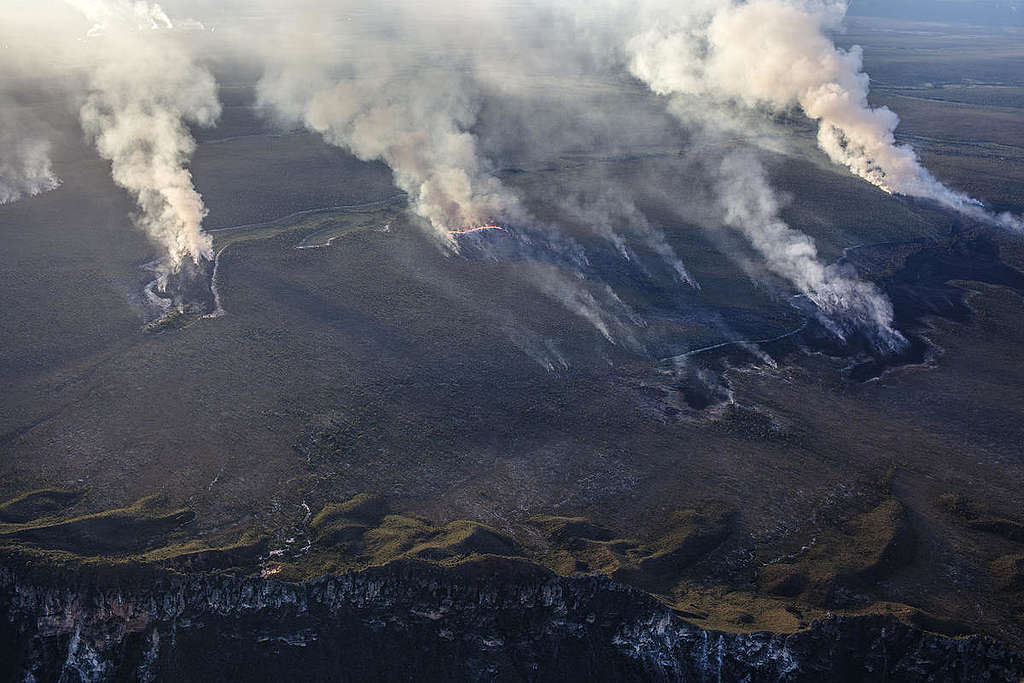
[716, 150, 903, 349]
[628, 0, 1022, 230]
[251, 2, 694, 346]
[622, 0, 914, 346]
[0, 109, 60, 205]
[255, 10, 521, 243]
[69, 0, 221, 269]
[3, 0, 1015, 352]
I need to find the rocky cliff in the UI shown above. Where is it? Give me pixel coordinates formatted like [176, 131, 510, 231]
[1, 558, 1021, 682]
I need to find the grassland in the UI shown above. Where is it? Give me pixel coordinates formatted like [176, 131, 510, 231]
[0, 488, 983, 640]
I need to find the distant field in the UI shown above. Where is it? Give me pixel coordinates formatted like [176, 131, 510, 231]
[849, 0, 1024, 26]
[838, 19, 1024, 214]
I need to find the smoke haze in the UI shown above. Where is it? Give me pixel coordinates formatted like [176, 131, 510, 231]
[2, 0, 1015, 349]
[0, 102, 60, 204]
[715, 149, 902, 349]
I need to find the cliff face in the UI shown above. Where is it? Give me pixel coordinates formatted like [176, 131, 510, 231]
[1, 560, 1021, 683]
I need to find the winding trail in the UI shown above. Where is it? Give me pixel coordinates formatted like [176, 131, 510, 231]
[191, 195, 407, 319]
[662, 318, 809, 365]
[203, 246, 228, 319]
[207, 194, 407, 234]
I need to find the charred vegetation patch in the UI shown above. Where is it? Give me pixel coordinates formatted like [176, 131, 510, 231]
[671, 220, 1024, 413]
[143, 257, 218, 332]
[153, 257, 217, 314]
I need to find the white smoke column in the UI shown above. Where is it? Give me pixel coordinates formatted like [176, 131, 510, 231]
[256, 14, 521, 244]
[0, 6, 65, 206]
[629, 0, 1022, 230]
[718, 151, 904, 350]
[69, 0, 220, 268]
[73, 0, 173, 36]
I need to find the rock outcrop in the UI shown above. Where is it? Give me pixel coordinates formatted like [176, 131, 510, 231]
[1, 558, 1021, 682]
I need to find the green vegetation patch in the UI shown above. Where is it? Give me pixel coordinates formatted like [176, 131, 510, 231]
[140, 532, 268, 573]
[1, 496, 196, 556]
[312, 493, 388, 527]
[361, 514, 436, 563]
[409, 520, 523, 561]
[526, 515, 616, 545]
[759, 498, 914, 606]
[0, 489, 976, 640]
[0, 491, 271, 585]
[614, 507, 733, 591]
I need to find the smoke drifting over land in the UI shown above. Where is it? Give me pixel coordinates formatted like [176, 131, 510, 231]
[628, 0, 1022, 231]
[0, 13, 63, 206]
[0, 1, 219, 277]
[0, 105, 60, 205]
[623, 0, 1020, 344]
[2, 0, 1016, 347]
[69, 0, 220, 270]
[715, 150, 902, 349]
[251, 1, 695, 341]
[258, 56, 516, 243]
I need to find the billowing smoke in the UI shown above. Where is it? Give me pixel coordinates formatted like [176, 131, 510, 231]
[0, 8, 62, 206]
[3, 0, 1015, 352]
[255, 11, 521, 243]
[251, 2, 694, 346]
[260, 73, 517, 242]
[69, 0, 220, 270]
[624, 0, 910, 346]
[628, 0, 1022, 230]
[71, 0, 174, 35]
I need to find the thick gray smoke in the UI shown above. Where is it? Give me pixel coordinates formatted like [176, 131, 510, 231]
[628, 0, 1022, 231]
[68, 0, 220, 269]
